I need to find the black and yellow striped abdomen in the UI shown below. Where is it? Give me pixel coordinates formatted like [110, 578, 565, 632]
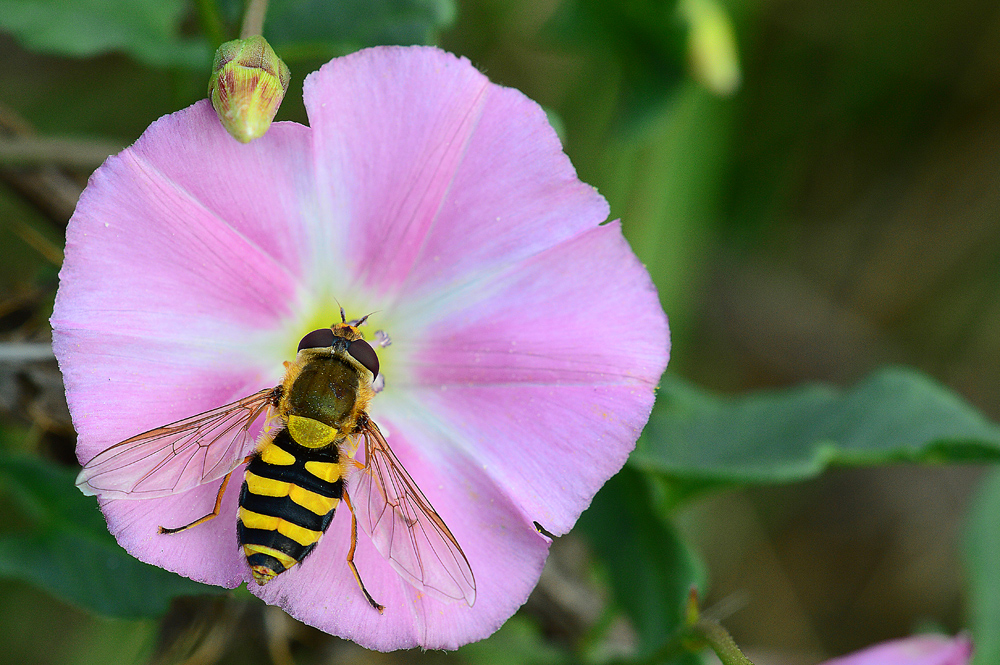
[237, 427, 344, 584]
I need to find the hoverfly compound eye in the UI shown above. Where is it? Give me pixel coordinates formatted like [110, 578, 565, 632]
[347, 339, 380, 378]
[297, 328, 335, 351]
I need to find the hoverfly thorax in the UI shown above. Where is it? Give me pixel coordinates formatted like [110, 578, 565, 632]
[280, 325, 379, 444]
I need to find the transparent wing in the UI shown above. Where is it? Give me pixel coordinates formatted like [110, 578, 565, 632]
[76, 388, 276, 499]
[348, 419, 476, 606]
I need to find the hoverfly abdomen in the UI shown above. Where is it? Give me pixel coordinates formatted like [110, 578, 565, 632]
[237, 427, 344, 584]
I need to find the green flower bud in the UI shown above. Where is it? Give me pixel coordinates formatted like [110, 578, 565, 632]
[680, 0, 741, 97]
[208, 35, 291, 143]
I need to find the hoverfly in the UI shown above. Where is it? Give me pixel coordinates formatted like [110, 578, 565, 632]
[76, 312, 476, 612]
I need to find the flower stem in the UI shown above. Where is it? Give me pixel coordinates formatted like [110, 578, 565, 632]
[240, 0, 270, 38]
[0, 135, 122, 168]
[8, 216, 63, 265]
[691, 619, 756, 665]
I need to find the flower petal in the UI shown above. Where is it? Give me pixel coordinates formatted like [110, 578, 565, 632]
[821, 634, 973, 665]
[97, 469, 247, 588]
[303, 46, 608, 301]
[58, 330, 272, 459]
[389, 222, 668, 533]
[53, 101, 313, 452]
[53, 45, 668, 651]
[250, 415, 549, 651]
[52, 101, 315, 584]
[54, 101, 311, 340]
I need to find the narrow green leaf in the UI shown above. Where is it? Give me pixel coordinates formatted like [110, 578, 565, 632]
[0, 453, 221, 618]
[0, 0, 211, 68]
[577, 466, 704, 657]
[635, 367, 1000, 497]
[965, 468, 1000, 665]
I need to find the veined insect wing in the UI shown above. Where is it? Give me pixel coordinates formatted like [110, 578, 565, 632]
[75, 388, 275, 499]
[349, 418, 476, 606]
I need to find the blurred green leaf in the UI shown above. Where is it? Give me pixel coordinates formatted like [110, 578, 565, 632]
[545, 0, 686, 129]
[600, 81, 733, 348]
[459, 614, 569, 665]
[965, 468, 1000, 665]
[0, 0, 211, 68]
[635, 367, 1000, 502]
[577, 466, 704, 658]
[261, 0, 455, 62]
[0, 453, 221, 618]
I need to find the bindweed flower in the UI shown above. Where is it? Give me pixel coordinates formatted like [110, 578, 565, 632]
[51, 46, 669, 650]
[208, 35, 291, 143]
[821, 634, 972, 665]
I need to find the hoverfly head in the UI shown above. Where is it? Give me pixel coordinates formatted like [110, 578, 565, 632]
[296, 328, 379, 379]
[347, 339, 379, 379]
[297, 328, 334, 351]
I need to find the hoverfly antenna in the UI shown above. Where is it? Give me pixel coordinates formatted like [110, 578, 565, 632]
[339, 305, 346, 324]
[346, 311, 380, 327]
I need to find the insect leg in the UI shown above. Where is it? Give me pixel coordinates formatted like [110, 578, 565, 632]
[342, 488, 385, 614]
[158, 457, 250, 534]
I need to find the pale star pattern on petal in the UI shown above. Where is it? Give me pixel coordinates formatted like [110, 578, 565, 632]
[51, 45, 669, 651]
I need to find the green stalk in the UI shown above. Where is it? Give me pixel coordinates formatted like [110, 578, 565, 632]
[240, 0, 270, 38]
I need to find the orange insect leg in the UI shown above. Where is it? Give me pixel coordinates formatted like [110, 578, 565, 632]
[158, 456, 251, 534]
[343, 488, 385, 614]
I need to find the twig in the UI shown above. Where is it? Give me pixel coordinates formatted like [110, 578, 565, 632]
[0, 136, 122, 169]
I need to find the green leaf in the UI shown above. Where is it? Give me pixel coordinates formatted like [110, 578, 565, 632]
[544, 0, 686, 129]
[262, 0, 456, 62]
[458, 614, 570, 665]
[965, 468, 1000, 665]
[0, 453, 222, 618]
[602, 81, 734, 347]
[0, 0, 211, 68]
[577, 466, 704, 657]
[635, 367, 1000, 501]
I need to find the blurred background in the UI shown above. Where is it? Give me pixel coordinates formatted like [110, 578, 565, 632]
[1, 0, 998, 662]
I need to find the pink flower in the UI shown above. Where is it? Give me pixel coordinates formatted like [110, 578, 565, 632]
[51, 46, 668, 650]
[821, 634, 973, 665]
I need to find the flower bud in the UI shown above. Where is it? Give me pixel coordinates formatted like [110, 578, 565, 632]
[680, 0, 741, 97]
[208, 35, 291, 143]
